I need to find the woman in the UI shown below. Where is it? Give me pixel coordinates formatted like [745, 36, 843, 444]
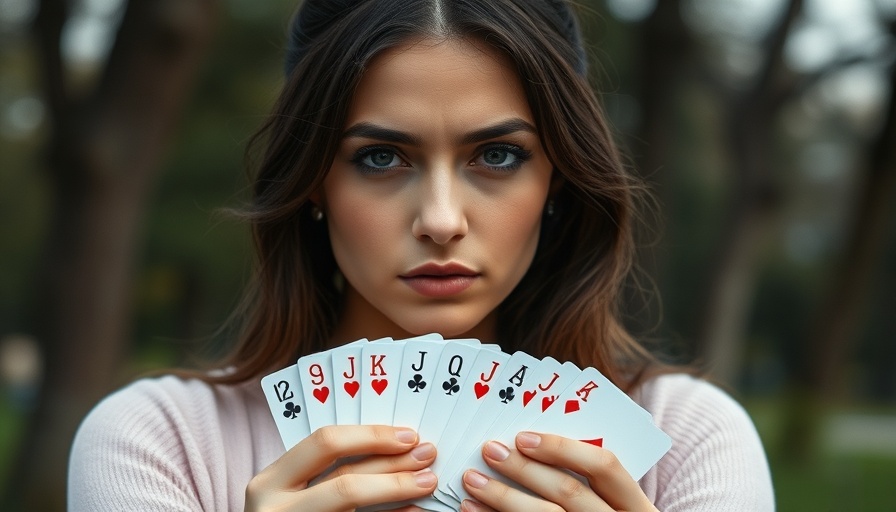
[69, 0, 774, 510]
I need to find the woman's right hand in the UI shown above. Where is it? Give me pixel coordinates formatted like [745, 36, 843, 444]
[245, 425, 437, 511]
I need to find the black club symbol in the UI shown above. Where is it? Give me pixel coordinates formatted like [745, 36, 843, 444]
[498, 386, 515, 404]
[282, 401, 301, 419]
[408, 374, 427, 393]
[442, 377, 460, 395]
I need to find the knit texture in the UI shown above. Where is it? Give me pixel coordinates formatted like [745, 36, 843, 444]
[68, 373, 774, 511]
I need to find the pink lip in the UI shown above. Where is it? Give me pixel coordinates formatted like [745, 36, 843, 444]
[400, 263, 480, 297]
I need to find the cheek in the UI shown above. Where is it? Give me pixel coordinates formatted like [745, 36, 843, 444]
[330, 199, 375, 242]
[324, 186, 397, 274]
[485, 187, 547, 271]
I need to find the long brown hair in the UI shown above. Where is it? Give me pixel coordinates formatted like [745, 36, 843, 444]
[205, 0, 659, 391]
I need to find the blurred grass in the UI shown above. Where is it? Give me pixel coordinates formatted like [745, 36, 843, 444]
[0, 392, 894, 509]
[0, 393, 26, 493]
[746, 400, 896, 511]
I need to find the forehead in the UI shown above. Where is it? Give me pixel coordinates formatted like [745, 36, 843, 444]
[345, 36, 533, 130]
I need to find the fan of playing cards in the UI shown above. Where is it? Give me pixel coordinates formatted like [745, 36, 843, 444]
[262, 334, 672, 512]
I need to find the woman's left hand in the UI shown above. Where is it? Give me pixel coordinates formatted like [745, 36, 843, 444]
[459, 431, 658, 512]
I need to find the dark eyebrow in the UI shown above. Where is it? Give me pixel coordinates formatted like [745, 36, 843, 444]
[459, 118, 537, 145]
[342, 118, 537, 146]
[342, 123, 422, 146]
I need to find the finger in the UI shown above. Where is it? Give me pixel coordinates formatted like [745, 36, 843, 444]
[462, 468, 569, 512]
[260, 425, 419, 488]
[320, 442, 437, 482]
[515, 432, 654, 511]
[479, 441, 612, 512]
[303, 469, 438, 511]
[460, 499, 498, 512]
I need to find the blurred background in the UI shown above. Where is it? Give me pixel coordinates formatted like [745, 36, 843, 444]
[1, 0, 894, 509]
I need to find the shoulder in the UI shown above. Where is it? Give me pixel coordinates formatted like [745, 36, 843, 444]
[633, 373, 754, 434]
[632, 373, 775, 511]
[71, 375, 261, 459]
[69, 374, 280, 511]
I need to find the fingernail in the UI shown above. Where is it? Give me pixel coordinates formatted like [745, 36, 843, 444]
[484, 441, 510, 461]
[414, 468, 437, 487]
[395, 428, 417, 443]
[463, 469, 489, 489]
[410, 442, 435, 461]
[517, 432, 541, 448]
[461, 500, 486, 512]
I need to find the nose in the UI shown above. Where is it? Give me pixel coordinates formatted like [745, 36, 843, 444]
[411, 168, 468, 245]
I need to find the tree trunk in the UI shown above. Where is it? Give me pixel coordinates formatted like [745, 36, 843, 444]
[697, 103, 782, 383]
[781, 58, 896, 461]
[3, 0, 219, 509]
[626, 0, 695, 343]
[695, 0, 803, 384]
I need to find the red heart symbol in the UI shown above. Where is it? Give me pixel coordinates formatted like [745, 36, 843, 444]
[372, 379, 388, 395]
[474, 382, 489, 399]
[313, 386, 330, 404]
[541, 395, 556, 411]
[523, 390, 536, 406]
[564, 399, 580, 414]
[581, 438, 604, 447]
[344, 381, 359, 398]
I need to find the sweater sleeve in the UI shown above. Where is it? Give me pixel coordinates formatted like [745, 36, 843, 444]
[68, 379, 214, 511]
[636, 374, 775, 512]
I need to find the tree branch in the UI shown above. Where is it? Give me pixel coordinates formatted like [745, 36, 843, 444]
[33, 0, 70, 178]
[752, 0, 804, 101]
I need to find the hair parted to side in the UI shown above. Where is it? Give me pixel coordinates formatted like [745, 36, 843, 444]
[209, 0, 659, 391]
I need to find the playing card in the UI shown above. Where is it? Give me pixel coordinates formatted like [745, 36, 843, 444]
[297, 351, 336, 432]
[330, 339, 367, 425]
[392, 338, 446, 430]
[260, 364, 310, 449]
[415, 346, 510, 511]
[442, 355, 570, 502]
[522, 366, 672, 481]
[360, 337, 404, 424]
[414, 341, 487, 440]
[451, 360, 581, 498]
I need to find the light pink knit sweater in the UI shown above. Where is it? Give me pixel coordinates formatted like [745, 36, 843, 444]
[68, 373, 774, 511]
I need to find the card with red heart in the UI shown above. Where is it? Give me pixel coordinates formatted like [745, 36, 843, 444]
[329, 339, 366, 425]
[297, 351, 336, 432]
[523, 366, 672, 481]
[360, 337, 404, 425]
[262, 338, 672, 512]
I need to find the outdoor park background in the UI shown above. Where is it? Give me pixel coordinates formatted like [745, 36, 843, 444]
[1, 0, 895, 509]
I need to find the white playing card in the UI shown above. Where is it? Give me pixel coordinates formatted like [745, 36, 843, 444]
[260, 364, 310, 450]
[413, 341, 486, 440]
[436, 351, 548, 503]
[523, 367, 672, 481]
[392, 339, 446, 430]
[297, 351, 336, 432]
[360, 338, 404, 424]
[416, 347, 510, 511]
[452, 360, 581, 498]
[331, 340, 366, 425]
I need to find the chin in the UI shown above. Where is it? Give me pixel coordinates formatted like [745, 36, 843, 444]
[394, 310, 491, 340]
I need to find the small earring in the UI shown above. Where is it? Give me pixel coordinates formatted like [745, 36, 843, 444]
[546, 199, 555, 217]
[311, 205, 324, 221]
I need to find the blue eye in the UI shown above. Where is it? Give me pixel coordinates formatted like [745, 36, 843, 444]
[476, 144, 531, 172]
[364, 149, 401, 168]
[483, 148, 516, 166]
[351, 146, 405, 174]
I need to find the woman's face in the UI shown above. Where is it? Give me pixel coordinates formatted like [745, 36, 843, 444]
[318, 37, 554, 342]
